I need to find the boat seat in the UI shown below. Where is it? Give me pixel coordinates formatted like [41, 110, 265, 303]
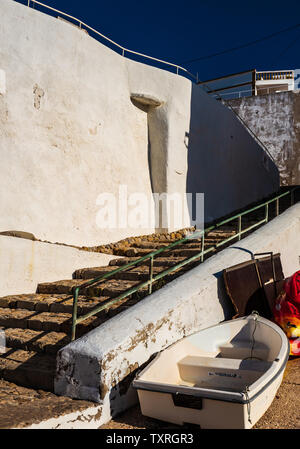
[178, 356, 272, 385]
[218, 340, 269, 359]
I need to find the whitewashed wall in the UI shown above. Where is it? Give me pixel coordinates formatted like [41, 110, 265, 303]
[0, 235, 118, 296]
[0, 0, 279, 247]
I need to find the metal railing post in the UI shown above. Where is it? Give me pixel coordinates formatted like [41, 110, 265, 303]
[71, 287, 79, 341]
[148, 256, 154, 294]
[201, 233, 205, 262]
[291, 190, 294, 206]
[238, 215, 242, 240]
[276, 198, 279, 216]
[265, 203, 269, 222]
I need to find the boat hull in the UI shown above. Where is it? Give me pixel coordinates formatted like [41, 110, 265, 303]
[136, 370, 284, 429]
[133, 314, 289, 429]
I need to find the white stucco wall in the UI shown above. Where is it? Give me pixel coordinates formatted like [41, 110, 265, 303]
[294, 69, 300, 90]
[0, 235, 118, 296]
[0, 0, 279, 247]
[0, 70, 6, 95]
[55, 203, 300, 427]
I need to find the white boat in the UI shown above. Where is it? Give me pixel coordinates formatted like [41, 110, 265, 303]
[133, 312, 289, 429]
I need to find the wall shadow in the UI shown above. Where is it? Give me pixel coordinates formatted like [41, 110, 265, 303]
[185, 83, 280, 227]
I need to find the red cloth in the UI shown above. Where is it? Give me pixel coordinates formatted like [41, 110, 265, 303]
[273, 271, 300, 356]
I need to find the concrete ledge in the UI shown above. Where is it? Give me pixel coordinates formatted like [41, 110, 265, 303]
[23, 403, 104, 429]
[0, 235, 118, 296]
[54, 204, 300, 427]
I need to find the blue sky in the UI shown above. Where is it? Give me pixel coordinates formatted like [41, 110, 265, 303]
[23, 0, 300, 81]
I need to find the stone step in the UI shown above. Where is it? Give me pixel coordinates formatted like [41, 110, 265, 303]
[73, 261, 198, 281]
[168, 247, 215, 256]
[0, 307, 101, 334]
[206, 229, 236, 236]
[109, 256, 189, 267]
[110, 234, 238, 257]
[73, 265, 168, 281]
[113, 246, 202, 257]
[36, 279, 142, 297]
[0, 348, 56, 391]
[0, 293, 111, 315]
[4, 328, 70, 354]
[153, 230, 236, 243]
[0, 308, 33, 329]
[203, 238, 234, 244]
[130, 238, 230, 248]
[0, 292, 147, 351]
[131, 242, 171, 250]
[118, 248, 159, 257]
[0, 379, 92, 430]
[121, 247, 209, 258]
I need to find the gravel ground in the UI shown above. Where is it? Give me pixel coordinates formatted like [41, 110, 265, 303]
[100, 357, 300, 430]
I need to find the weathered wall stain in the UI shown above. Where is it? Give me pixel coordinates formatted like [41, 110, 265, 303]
[33, 84, 44, 109]
[227, 91, 300, 185]
[99, 310, 176, 402]
[97, 308, 200, 416]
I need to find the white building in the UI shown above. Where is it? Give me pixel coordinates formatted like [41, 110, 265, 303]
[255, 70, 295, 95]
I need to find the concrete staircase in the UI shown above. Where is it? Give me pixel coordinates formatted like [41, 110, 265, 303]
[0, 190, 296, 395]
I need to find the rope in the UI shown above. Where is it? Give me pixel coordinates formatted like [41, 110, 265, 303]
[243, 311, 263, 361]
[242, 312, 260, 425]
[244, 386, 252, 424]
[250, 311, 258, 359]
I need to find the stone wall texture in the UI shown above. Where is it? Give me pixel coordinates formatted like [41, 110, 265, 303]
[228, 91, 300, 186]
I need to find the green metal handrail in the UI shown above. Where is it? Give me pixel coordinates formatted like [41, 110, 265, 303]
[71, 187, 298, 340]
